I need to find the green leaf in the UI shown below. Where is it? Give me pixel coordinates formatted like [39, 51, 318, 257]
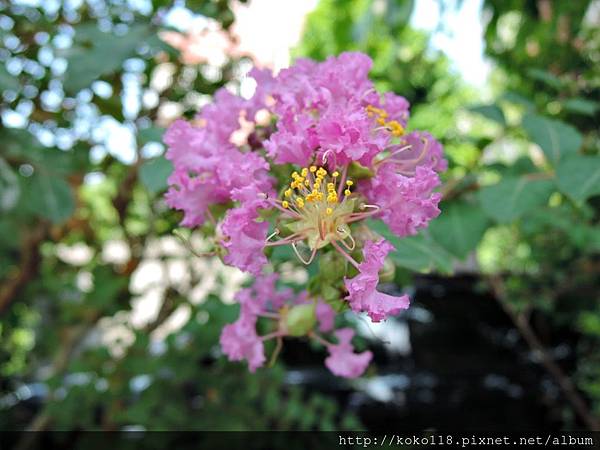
[138, 127, 165, 146]
[139, 156, 173, 194]
[0, 158, 20, 212]
[64, 23, 153, 94]
[27, 173, 75, 223]
[367, 219, 453, 274]
[478, 176, 554, 223]
[468, 104, 506, 126]
[562, 98, 599, 116]
[522, 113, 582, 164]
[501, 92, 535, 109]
[526, 68, 564, 90]
[0, 65, 19, 91]
[556, 155, 600, 203]
[429, 201, 490, 259]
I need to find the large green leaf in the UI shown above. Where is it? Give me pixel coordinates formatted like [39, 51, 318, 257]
[27, 173, 75, 223]
[64, 23, 153, 94]
[522, 113, 582, 164]
[478, 176, 554, 223]
[429, 201, 490, 259]
[139, 156, 173, 194]
[468, 104, 506, 126]
[367, 219, 453, 273]
[562, 98, 599, 116]
[556, 155, 600, 203]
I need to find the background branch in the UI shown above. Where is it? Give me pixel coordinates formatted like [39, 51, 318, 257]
[489, 274, 600, 431]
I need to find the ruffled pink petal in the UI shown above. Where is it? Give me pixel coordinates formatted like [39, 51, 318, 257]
[344, 240, 410, 322]
[325, 328, 372, 378]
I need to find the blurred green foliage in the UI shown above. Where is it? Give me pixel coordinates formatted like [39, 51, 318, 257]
[0, 0, 360, 434]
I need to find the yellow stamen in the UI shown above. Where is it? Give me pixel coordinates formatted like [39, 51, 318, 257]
[282, 201, 289, 208]
[346, 180, 353, 186]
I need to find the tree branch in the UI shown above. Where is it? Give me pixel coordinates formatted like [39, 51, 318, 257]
[0, 223, 47, 315]
[488, 274, 600, 431]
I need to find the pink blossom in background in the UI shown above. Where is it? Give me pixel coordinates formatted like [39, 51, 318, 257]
[325, 328, 373, 378]
[316, 301, 335, 333]
[220, 314, 265, 372]
[159, 25, 236, 67]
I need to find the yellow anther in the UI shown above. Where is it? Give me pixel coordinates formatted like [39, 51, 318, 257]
[296, 198, 305, 207]
[332, 171, 340, 177]
[346, 180, 353, 186]
[344, 189, 351, 196]
[326, 208, 333, 215]
[284, 189, 292, 198]
[376, 117, 386, 126]
[304, 179, 310, 186]
[378, 111, 388, 119]
[387, 120, 404, 137]
[292, 171, 299, 178]
[301, 168, 308, 177]
[327, 182, 335, 190]
[309, 166, 317, 173]
[317, 168, 327, 177]
[282, 201, 289, 208]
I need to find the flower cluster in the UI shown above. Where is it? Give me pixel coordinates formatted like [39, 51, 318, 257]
[164, 52, 446, 378]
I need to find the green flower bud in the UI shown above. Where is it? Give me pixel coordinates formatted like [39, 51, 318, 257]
[285, 304, 316, 337]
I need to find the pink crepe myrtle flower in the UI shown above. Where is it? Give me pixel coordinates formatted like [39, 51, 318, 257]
[164, 84, 274, 227]
[220, 274, 288, 372]
[220, 275, 374, 378]
[219, 185, 271, 276]
[362, 164, 442, 238]
[165, 51, 448, 378]
[220, 314, 265, 373]
[383, 131, 447, 175]
[345, 239, 410, 322]
[325, 328, 373, 378]
[265, 52, 398, 168]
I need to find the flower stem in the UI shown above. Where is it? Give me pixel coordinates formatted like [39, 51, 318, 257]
[331, 240, 360, 269]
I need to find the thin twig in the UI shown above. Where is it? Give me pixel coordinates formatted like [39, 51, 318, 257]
[0, 223, 47, 315]
[488, 274, 600, 431]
